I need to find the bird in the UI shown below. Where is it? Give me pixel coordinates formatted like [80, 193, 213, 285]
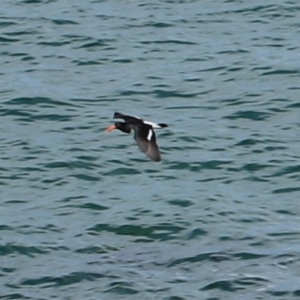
[105, 112, 168, 162]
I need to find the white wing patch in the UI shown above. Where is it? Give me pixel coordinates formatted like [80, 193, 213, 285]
[144, 120, 161, 129]
[147, 129, 153, 141]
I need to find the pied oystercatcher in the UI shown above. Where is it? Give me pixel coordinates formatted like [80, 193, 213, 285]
[105, 112, 168, 162]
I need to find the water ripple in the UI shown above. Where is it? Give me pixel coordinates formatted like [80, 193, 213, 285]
[1, 0, 300, 299]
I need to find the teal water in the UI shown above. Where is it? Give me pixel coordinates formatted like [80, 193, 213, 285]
[1, 1, 300, 299]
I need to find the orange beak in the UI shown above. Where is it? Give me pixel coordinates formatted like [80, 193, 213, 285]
[105, 124, 117, 132]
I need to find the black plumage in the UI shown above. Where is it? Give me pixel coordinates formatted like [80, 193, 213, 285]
[106, 112, 167, 162]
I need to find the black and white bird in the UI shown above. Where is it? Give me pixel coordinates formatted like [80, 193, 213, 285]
[105, 112, 168, 162]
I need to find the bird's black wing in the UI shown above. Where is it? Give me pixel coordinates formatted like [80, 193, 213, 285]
[137, 139, 161, 162]
[113, 112, 142, 124]
[134, 125, 161, 162]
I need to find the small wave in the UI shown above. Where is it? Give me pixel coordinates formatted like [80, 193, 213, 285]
[224, 110, 271, 121]
[20, 272, 105, 287]
[0, 244, 47, 257]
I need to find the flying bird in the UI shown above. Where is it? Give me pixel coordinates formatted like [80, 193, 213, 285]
[105, 112, 168, 162]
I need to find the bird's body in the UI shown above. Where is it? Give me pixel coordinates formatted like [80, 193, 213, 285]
[106, 112, 167, 162]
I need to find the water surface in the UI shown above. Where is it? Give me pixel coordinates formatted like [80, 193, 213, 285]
[1, 1, 300, 299]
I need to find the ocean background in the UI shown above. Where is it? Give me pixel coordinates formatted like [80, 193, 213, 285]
[1, 0, 300, 299]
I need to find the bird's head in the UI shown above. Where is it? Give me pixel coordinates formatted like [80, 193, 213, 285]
[105, 122, 131, 134]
